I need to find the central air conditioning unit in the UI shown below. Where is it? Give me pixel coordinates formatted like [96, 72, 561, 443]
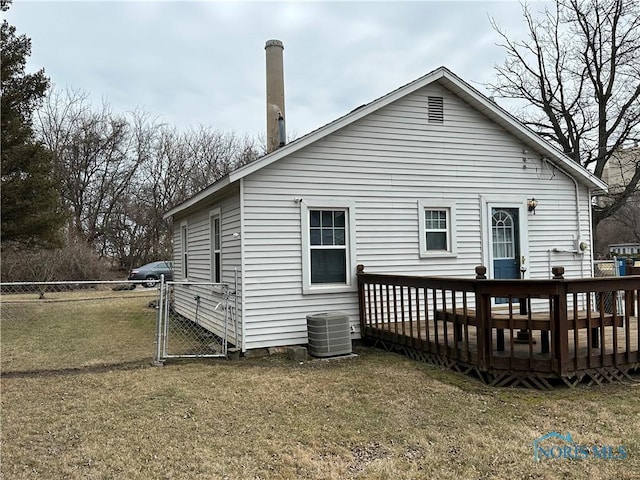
[306, 312, 352, 358]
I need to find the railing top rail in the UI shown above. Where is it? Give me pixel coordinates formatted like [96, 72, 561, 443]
[565, 275, 640, 293]
[357, 271, 639, 297]
[357, 272, 478, 291]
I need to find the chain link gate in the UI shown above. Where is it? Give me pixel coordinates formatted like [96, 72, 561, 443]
[153, 276, 238, 364]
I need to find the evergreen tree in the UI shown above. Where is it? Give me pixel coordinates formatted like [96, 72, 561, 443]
[1, 6, 64, 247]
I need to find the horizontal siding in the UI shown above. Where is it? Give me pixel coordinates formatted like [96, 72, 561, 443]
[241, 82, 594, 349]
[171, 189, 244, 347]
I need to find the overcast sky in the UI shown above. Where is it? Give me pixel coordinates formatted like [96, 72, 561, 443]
[5, 0, 548, 139]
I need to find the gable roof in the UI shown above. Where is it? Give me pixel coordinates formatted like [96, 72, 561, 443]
[165, 66, 607, 219]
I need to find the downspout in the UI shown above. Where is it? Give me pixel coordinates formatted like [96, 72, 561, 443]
[546, 158, 591, 310]
[586, 188, 595, 277]
[239, 177, 247, 352]
[544, 158, 586, 278]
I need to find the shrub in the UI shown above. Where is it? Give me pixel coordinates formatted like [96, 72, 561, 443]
[1, 241, 111, 282]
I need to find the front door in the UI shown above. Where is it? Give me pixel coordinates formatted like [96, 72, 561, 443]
[492, 208, 520, 303]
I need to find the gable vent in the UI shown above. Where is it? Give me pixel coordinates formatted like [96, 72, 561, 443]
[428, 96, 444, 123]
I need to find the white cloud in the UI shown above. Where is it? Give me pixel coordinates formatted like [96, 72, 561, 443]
[5, 0, 549, 138]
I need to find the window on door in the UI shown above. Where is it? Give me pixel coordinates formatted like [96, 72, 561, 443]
[492, 210, 515, 259]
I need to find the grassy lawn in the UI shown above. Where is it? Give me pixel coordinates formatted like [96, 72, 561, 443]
[1, 290, 639, 479]
[1, 288, 157, 372]
[1, 350, 638, 479]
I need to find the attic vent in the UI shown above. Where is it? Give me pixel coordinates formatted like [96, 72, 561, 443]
[428, 96, 444, 123]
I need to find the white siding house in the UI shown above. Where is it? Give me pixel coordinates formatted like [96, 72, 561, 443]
[164, 67, 607, 352]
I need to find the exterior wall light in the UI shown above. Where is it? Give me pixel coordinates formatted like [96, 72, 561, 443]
[527, 198, 538, 214]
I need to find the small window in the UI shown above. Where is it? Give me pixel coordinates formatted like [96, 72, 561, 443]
[210, 212, 221, 283]
[428, 96, 444, 123]
[181, 223, 189, 279]
[418, 200, 457, 258]
[425, 210, 448, 250]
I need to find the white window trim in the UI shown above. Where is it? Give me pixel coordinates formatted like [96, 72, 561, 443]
[180, 221, 189, 280]
[418, 200, 457, 258]
[479, 195, 530, 280]
[300, 199, 357, 295]
[209, 208, 221, 283]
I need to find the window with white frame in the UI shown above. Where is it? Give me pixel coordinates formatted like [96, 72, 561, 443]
[181, 223, 189, 279]
[310, 210, 346, 283]
[210, 211, 221, 283]
[418, 200, 457, 257]
[301, 201, 356, 294]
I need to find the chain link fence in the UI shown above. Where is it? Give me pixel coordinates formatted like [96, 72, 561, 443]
[1, 281, 158, 375]
[155, 281, 239, 362]
[593, 258, 624, 314]
[1, 279, 238, 376]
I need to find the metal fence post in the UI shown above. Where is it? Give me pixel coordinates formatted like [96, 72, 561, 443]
[162, 278, 171, 358]
[153, 274, 165, 366]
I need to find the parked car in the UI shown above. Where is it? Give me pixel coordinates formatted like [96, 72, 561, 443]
[128, 261, 173, 287]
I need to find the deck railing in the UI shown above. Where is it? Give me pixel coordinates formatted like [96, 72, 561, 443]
[357, 265, 640, 388]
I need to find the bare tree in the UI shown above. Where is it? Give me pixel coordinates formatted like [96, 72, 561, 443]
[598, 190, 640, 246]
[101, 120, 262, 268]
[183, 126, 262, 195]
[489, 0, 640, 225]
[36, 88, 264, 270]
[37, 88, 143, 249]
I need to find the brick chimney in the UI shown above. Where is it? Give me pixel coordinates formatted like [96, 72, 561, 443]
[265, 39, 286, 153]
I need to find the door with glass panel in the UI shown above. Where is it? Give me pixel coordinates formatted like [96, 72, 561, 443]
[492, 208, 520, 303]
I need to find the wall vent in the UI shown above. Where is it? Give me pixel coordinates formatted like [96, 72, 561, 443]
[306, 312, 352, 357]
[428, 96, 444, 123]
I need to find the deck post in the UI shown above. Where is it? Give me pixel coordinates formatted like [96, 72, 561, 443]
[551, 266, 569, 376]
[625, 289, 636, 318]
[356, 265, 367, 338]
[625, 257, 634, 275]
[474, 266, 490, 371]
[624, 258, 637, 316]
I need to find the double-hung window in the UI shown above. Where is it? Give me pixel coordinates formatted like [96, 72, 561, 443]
[301, 200, 356, 294]
[181, 222, 189, 279]
[310, 210, 347, 284]
[210, 210, 221, 283]
[418, 200, 457, 258]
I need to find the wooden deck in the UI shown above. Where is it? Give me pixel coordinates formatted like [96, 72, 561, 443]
[364, 314, 638, 369]
[358, 265, 640, 389]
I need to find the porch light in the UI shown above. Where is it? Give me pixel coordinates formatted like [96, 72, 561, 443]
[527, 198, 538, 214]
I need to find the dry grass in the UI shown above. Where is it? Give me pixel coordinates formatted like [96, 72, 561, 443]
[2, 350, 639, 479]
[1, 290, 639, 479]
[1, 288, 156, 372]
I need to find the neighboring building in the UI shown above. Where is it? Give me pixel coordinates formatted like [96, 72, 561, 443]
[164, 63, 607, 352]
[609, 243, 640, 256]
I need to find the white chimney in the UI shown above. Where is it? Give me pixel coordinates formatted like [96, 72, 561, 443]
[265, 39, 286, 153]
